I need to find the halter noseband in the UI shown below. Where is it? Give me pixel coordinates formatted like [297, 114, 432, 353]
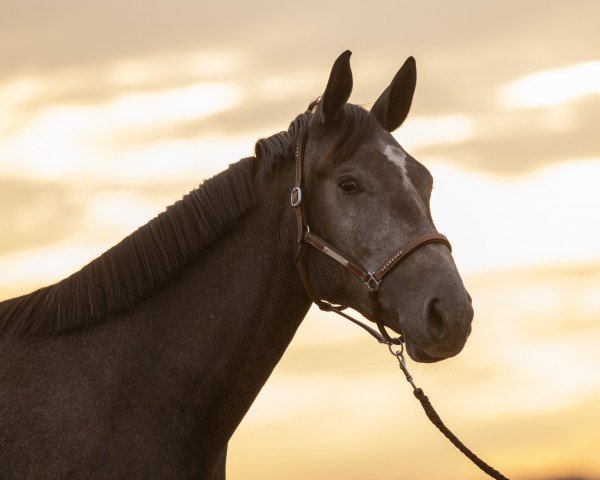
[291, 125, 452, 345]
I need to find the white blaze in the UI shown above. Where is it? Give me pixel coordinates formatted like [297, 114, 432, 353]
[382, 144, 411, 189]
[382, 143, 426, 215]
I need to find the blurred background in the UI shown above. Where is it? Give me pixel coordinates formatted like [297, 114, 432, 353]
[1, 1, 598, 479]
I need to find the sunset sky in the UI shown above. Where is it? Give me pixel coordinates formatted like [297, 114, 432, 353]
[1, 1, 599, 479]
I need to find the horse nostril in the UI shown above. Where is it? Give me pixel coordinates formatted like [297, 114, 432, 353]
[425, 299, 448, 341]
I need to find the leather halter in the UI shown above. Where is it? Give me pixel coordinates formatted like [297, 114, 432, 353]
[291, 125, 452, 345]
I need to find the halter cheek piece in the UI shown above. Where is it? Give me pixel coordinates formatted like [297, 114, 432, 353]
[291, 126, 452, 345]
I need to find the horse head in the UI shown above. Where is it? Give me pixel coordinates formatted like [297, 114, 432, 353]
[297, 51, 473, 362]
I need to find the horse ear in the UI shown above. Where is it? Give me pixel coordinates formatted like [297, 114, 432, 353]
[370, 56, 417, 131]
[316, 50, 353, 125]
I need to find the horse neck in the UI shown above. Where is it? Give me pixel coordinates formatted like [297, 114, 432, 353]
[106, 159, 310, 470]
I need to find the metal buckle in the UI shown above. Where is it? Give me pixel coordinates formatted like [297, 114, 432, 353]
[365, 273, 380, 291]
[299, 224, 310, 243]
[290, 186, 302, 207]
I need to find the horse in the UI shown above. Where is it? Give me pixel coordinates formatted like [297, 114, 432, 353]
[0, 50, 473, 479]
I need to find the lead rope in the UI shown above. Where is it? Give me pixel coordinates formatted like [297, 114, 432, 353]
[388, 343, 510, 480]
[319, 303, 510, 479]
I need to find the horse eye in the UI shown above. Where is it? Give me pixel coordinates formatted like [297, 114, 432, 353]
[339, 179, 360, 193]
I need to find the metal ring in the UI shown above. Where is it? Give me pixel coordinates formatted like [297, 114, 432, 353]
[365, 273, 380, 291]
[388, 342, 404, 358]
[290, 186, 302, 207]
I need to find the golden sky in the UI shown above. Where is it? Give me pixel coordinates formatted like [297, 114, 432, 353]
[1, 1, 599, 479]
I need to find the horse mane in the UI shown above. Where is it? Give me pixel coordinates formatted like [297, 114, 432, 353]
[0, 101, 378, 337]
[0, 157, 255, 336]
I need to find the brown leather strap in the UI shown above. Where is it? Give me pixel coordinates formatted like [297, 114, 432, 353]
[292, 126, 370, 284]
[369, 233, 451, 344]
[305, 232, 370, 282]
[290, 129, 394, 345]
[328, 304, 390, 343]
[297, 242, 391, 344]
[374, 232, 451, 281]
[291, 129, 306, 244]
[367, 286, 399, 344]
[296, 245, 332, 311]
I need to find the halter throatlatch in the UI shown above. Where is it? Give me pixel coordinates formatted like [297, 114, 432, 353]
[290, 124, 510, 480]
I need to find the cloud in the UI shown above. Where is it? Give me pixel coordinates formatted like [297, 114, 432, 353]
[111, 94, 312, 143]
[501, 61, 600, 109]
[2, 1, 599, 180]
[395, 114, 475, 149]
[2, 1, 599, 119]
[0, 176, 85, 254]
[425, 159, 600, 275]
[1, 51, 244, 125]
[412, 98, 600, 175]
[0, 81, 245, 182]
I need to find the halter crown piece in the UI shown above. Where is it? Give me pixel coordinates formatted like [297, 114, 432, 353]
[289, 120, 510, 480]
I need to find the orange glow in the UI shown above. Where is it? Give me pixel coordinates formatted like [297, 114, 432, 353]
[1, 2, 598, 478]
